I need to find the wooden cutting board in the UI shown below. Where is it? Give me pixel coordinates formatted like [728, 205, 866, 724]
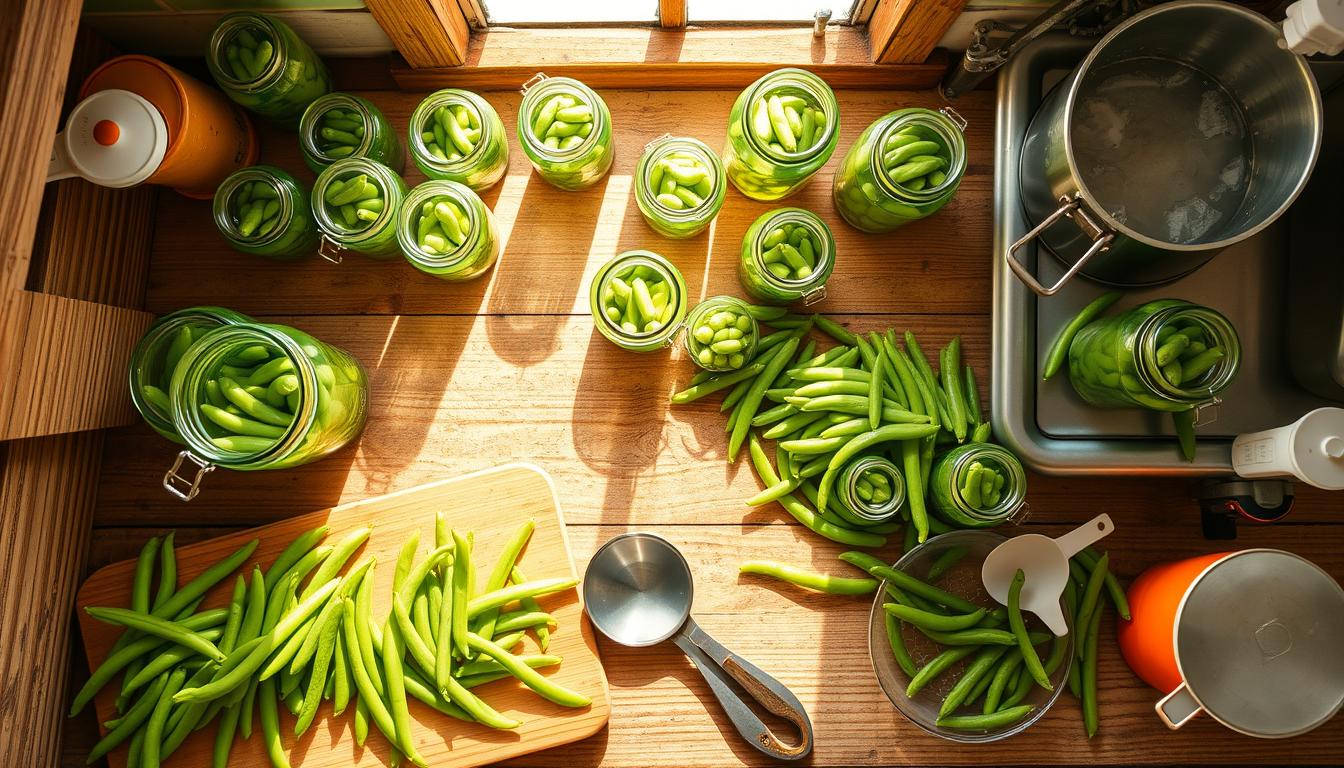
[76, 463, 610, 768]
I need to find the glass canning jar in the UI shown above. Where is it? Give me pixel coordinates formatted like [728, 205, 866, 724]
[164, 321, 368, 500]
[396, 180, 500, 282]
[834, 455, 906, 528]
[213, 166, 319, 261]
[634, 136, 726, 239]
[1067, 299, 1242, 412]
[929, 443, 1028, 528]
[722, 68, 840, 201]
[683, 295, 759, 372]
[311, 157, 409, 260]
[589, 250, 688, 352]
[408, 89, 509, 192]
[128, 307, 254, 443]
[206, 12, 331, 127]
[517, 74, 614, 191]
[299, 93, 404, 173]
[738, 207, 835, 305]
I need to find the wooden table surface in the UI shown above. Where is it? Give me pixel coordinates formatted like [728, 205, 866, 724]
[65, 85, 1344, 767]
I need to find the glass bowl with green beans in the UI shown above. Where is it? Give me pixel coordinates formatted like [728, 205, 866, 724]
[928, 443, 1028, 528]
[408, 88, 509, 192]
[833, 107, 967, 233]
[517, 73, 614, 191]
[723, 67, 840, 201]
[683, 296, 760, 372]
[634, 136, 726, 239]
[212, 165, 320, 261]
[298, 93, 403, 173]
[128, 307, 255, 443]
[310, 157, 409, 260]
[589, 250, 688, 352]
[868, 530, 1071, 742]
[737, 207, 835, 305]
[206, 12, 331, 127]
[396, 180, 500, 282]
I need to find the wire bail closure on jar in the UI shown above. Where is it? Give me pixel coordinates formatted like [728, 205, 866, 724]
[939, 106, 968, 132]
[801, 286, 827, 306]
[1194, 397, 1222, 427]
[644, 132, 674, 154]
[317, 234, 344, 264]
[163, 450, 215, 502]
[520, 72, 548, 94]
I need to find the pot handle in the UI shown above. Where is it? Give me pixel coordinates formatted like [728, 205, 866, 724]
[1155, 682, 1203, 730]
[1006, 195, 1115, 297]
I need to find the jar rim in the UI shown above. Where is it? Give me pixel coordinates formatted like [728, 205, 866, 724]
[839, 454, 906, 520]
[311, 157, 401, 245]
[397, 180, 487, 271]
[129, 309, 238, 431]
[409, 89, 494, 172]
[635, 136, 725, 221]
[871, 109, 967, 201]
[747, 207, 834, 289]
[591, 250, 686, 345]
[518, 75, 607, 160]
[1135, 305, 1242, 403]
[947, 443, 1027, 521]
[300, 93, 378, 167]
[209, 13, 285, 90]
[740, 68, 838, 166]
[684, 295, 760, 371]
[213, 167, 295, 247]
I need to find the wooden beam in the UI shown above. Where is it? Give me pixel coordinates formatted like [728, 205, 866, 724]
[659, 0, 687, 28]
[868, 0, 967, 64]
[391, 27, 946, 90]
[364, 0, 470, 68]
[0, 431, 101, 768]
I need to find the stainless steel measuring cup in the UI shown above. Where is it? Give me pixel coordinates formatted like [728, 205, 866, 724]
[583, 532, 813, 760]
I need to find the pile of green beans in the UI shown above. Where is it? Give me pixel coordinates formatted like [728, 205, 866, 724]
[647, 150, 713, 211]
[76, 519, 586, 768]
[958, 461, 1005, 510]
[420, 102, 482, 162]
[230, 181, 282, 240]
[689, 306, 755, 370]
[141, 323, 210, 420]
[670, 314, 1005, 547]
[598, 263, 678, 335]
[410, 195, 473, 255]
[223, 27, 274, 81]
[530, 91, 594, 151]
[880, 129, 949, 192]
[198, 345, 299, 454]
[322, 172, 384, 231]
[1062, 546, 1130, 738]
[750, 91, 826, 155]
[314, 107, 365, 160]
[1153, 323, 1226, 390]
[759, 220, 823, 281]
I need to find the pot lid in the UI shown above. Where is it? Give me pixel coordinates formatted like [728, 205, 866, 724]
[61, 89, 168, 188]
[1175, 549, 1344, 737]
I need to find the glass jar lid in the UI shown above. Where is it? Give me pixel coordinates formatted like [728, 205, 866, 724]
[748, 207, 834, 298]
[590, 250, 687, 347]
[948, 443, 1027, 523]
[213, 166, 294, 247]
[397, 180, 487, 271]
[519, 73, 606, 160]
[300, 93, 376, 167]
[1137, 304, 1242, 404]
[741, 68, 838, 165]
[410, 89, 492, 171]
[872, 108, 968, 201]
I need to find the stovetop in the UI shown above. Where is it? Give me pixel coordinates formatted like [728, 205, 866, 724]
[990, 34, 1344, 476]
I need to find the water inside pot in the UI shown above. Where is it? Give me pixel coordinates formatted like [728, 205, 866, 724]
[1071, 57, 1252, 246]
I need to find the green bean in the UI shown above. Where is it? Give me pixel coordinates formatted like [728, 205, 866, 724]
[1007, 569, 1052, 690]
[1074, 552, 1108, 660]
[256, 678, 290, 768]
[353, 576, 384, 697]
[395, 544, 454, 606]
[131, 536, 161, 615]
[1083, 601, 1103, 737]
[140, 667, 187, 768]
[926, 546, 967, 581]
[748, 434, 886, 548]
[287, 559, 373, 675]
[151, 532, 177, 613]
[1076, 547, 1130, 620]
[940, 645, 1008, 718]
[813, 315, 857, 345]
[729, 338, 799, 463]
[264, 526, 329, 589]
[382, 621, 430, 767]
[467, 633, 591, 707]
[463, 576, 578, 619]
[866, 565, 979, 613]
[941, 339, 969, 441]
[1042, 292, 1122, 380]
[340, 599, 398, 748]
[670, 363, 766, 404]
[1173, 409, 1197, 462]
[937, 705, 1035, 730]
[212, 702, 242, 768]
[302, 526, 370, 600]
[121, 627, 226, 696]
[916, 626, 1025, 646]
[512, 566, 550, 652]
[475, 519, 536, 648]
[906, 646, 978, 697]
[218, 376, 293, 427]
[86, 672, 169, 764]
[883, 602, 986, 631]
[882, 608, 918, 677]
[85, 607, 226, 662]
[740, 560, 877, 595]
[983, 650, 1025, 715]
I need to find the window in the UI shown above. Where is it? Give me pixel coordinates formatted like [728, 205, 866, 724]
[687, 0, 853, 23]
[478, 0, 859, 25]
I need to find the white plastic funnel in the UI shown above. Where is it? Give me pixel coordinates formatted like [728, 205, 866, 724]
[981, 514, 1114, 636]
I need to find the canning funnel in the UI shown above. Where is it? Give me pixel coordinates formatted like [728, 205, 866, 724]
[981, 514, 1114, 635]
[582, 532, 813, 760]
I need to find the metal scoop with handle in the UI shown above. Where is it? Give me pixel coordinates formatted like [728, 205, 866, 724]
[981, 513, 1115, 636]
[582, 532, 813, 760]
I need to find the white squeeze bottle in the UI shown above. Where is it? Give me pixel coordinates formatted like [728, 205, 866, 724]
[1232, 408, 1344, 490]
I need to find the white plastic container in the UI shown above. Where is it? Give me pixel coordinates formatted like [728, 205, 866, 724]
[1231, 407, 1344, 490]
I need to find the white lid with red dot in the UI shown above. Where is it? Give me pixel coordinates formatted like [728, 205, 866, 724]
[48, 89, 168, 188]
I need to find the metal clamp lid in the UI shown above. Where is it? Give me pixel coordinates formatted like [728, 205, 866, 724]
[644, 132, 674, 154]
[520, 72, 548, 94]
[1006, 193, 1115, 296]
[163, 450, 214, 502]
[940, 106, 968, 132]
[800, 286, 827, 306]
[317, 234, 344, 264]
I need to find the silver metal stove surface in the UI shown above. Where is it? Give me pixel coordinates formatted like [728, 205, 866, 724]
[991, 34, 1344, 476]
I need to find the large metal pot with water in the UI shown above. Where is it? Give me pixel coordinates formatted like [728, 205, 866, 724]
[1009, 0, 1322, 296]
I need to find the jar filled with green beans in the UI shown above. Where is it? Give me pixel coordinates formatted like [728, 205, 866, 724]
[311, 157, 408, 260]
[684, 295, 759, 372]
[409, 89, 509, 192]
[589, 250, 688, 352]
[723, 68, 839, 201]
[128, 307, 255, 443]
[213, 166, 319, 261]
[206, 12, 331, 127]
[396, 180, 499, 282]
[929, 443, 1027, 528]
[1067, 299, 1241, 412]
[738, 207, 835, 305]
[834, 455, 905, 527]
[517, 74, 614, 191]
[833, 107, 967, 233]
[298, 93, 403, 173]
[164, 321, 368, 500]
[634, 136, 726, 239]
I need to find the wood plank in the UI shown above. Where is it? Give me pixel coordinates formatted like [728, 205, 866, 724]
[145, 88, 994, 316]
[77, 466, 610, 768]
[389, 28, 946, 90]
[29, 180, 155, 308]
[69, 520, 1344, 766]
[93, 313, 1344, 527]
[365, 0, 470, 68]
[868, 0, 968, 65]
[0, 431, 102, 768]
[658, 0, 686, 28]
